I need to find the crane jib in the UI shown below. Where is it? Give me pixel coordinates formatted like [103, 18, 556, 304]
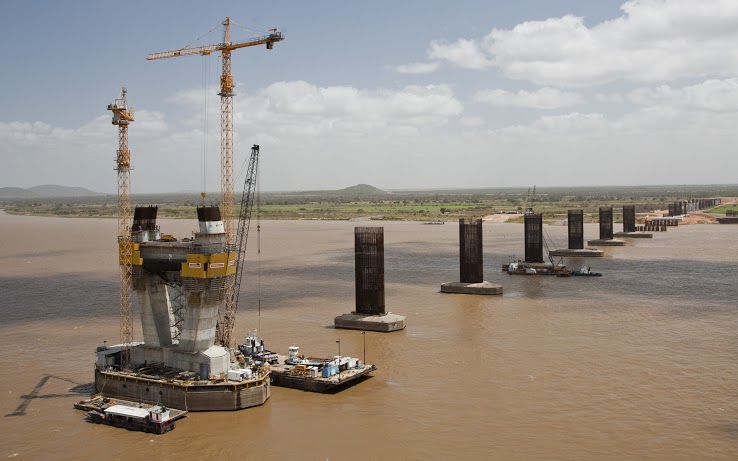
[146, 33, 284, 61]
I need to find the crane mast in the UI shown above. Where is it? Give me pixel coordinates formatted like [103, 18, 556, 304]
[220, 144, 260, 348]
[108, 87, 134, 367]
[147, 18, 282, 347]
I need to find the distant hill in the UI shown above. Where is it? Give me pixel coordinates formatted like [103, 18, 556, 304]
[270, 183, 388, 197]
[335, 184, 387, 195]
[0, 185, 104, 198]
[0, 187, 37, 198]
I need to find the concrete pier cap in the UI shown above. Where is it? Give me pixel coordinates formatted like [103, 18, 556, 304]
[440, 281, 503, 295]
[334, 312, 406, 332]
[549, 248, 604, 257]
[586, 238, 625, 246]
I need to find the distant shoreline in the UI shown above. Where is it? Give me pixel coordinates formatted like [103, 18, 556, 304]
[3, 192, 736, 223]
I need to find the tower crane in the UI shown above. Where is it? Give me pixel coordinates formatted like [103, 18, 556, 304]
[108, 87, 134, 367]
[146, 18, 283, 247]
[148, 18, 282, 347]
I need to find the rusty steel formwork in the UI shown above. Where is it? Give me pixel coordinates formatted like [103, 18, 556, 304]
[668, 203, 676, 217]
[599, 207, 614, 240]
[197, 205, 222, 222]
[623, 205, 636, 233]
[524, 213, 544, 263]
[132, 205, 158, 232]
[459, 218, 484, 283]
[354, 227, 385, 316]
[568, 210, 584, 250]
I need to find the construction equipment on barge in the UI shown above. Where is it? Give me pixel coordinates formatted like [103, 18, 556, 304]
[98, 91, 269, 411]
[75, 395, 186, 434]
[239, 338, 376, 393]
[147, 19, 283, 349]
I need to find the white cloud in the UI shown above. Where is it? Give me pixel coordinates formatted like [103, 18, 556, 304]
[473, 87, 583, 109]
[428, 0, 738, 87]
[595, 93, 625, 104]
[235, 80, 464, 137]
[392, 61, 440, 74]
[460, 116, 484, 127]
[428, 38, 492, 70]
[628, 78, 738, 112]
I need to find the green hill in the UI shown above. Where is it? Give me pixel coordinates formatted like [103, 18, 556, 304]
[0, 187, 37, 198]
[334, 184, 387, 196]
[28, 185, 104, 197]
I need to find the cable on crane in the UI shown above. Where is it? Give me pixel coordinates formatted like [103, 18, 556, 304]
[230, 20, 266, 37]
[201, 54, 211, 203]
[181, 22, 222, 51]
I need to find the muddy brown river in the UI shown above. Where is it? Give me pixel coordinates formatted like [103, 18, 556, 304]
[1, 211, 737, 459]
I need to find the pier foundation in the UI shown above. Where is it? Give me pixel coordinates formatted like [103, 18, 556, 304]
[588, 206, 624, 246]
[613, 205, 653, 238]
[335, 227, 406, 332]
[441, 218, 502, 295]
[550, 209, 604, 257]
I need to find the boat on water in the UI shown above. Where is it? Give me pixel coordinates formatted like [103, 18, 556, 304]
[76, 396, 186, 434]
[505, 260, 568, 276]
[238, 337, 376, 393]
[238, 333, 279, 364]
[572, 265, 602, 277]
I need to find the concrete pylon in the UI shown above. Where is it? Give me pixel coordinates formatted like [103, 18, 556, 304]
[588, 206, 624, 246]
[524, 212, 544, 263]
[441, 218, 502, 295]
[549, 209, 604, 257]
[335, 227, 406, 332]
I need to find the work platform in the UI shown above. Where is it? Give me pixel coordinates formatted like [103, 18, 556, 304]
[334, 312, 406, 332]
[586, 239, 625, 246]
[440, 281, 503, 295]
[548, 248, 604, 257]
[613, 232, 653, 238]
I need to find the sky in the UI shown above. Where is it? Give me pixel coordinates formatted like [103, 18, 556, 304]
[1, 0, 737, 194]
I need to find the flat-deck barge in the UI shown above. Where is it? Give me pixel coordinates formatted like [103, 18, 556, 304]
[270, 360, 377, 392]
[238, 339, 377, 393]
[75, 395, 187, 434]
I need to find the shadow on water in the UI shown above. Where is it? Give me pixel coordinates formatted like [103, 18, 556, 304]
[711, 421, 738, 440]
[242, 242, 738, 314]
[5, 374, 95, 417]
[0, 273, 118, 325]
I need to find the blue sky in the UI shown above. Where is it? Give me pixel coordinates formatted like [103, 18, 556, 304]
[2, 1, 737, 193]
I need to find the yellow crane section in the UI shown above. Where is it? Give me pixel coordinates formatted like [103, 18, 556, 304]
[108, 87, 134, 367]
[146, 17, 283, 245]
[146, 29, 284, 61]
[147, 17, 283, 348]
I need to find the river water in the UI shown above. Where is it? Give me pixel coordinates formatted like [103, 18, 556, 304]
[1, 211, 737, 460]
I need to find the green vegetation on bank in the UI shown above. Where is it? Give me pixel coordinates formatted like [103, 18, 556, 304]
[2, 184, 737, 223]
[708, 204, 738, 214]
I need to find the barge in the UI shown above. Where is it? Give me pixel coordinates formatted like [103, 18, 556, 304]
[75, 395, 187, 434]
[503, 260, 568, 276]
[95, 344, 270, 411]
[239, 339, 376, 393]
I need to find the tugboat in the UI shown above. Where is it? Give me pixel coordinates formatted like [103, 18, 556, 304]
[238, 333, 279, 364]
[572, 265, 602, 277]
